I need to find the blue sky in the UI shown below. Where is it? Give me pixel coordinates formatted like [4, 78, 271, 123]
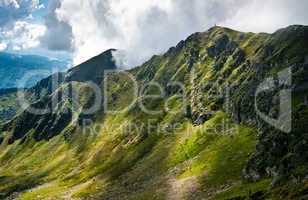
[0, 0, 72, 63]
[32, 0, 48, 21]
[0, 0, 308, 68]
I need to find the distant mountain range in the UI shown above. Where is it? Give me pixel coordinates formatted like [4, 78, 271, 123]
[0, 52, 69, 88]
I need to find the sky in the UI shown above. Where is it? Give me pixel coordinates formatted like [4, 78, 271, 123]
[0, 0, 308, 68]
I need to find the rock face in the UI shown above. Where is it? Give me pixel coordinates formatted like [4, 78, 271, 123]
[231, 26, 308, 184]
[143, 25, 308, 184]
[65, 49, 117, 83]
[0, 88, 18, 123]
[1, 49, 118, 144]
[0, 26, 308, 198]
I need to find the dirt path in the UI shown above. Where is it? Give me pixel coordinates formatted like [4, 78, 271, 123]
[167, 176, 200, 200]
[62, 178, 96, 200]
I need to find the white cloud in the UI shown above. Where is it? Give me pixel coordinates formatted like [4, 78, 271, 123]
[56, 0, 224, 66]
[0, 0, 40, 27]
[0, 0, 19, 8]
[0, 42, 7, 51]
[40, 0, 73, 51]
[1, 21, 45, 51]
[51, 0, 307, 67]
[221, 0, 308, 33]
[0, 0, 44, 52]
[37, 4, 45, 10]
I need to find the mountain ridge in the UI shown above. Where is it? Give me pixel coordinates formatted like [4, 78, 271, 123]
[0, 25, 307, 199]
[0, 52, 69, 88]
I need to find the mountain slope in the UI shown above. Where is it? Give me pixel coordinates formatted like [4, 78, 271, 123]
[0, 89, 19, 123]
[1, 49, 117, 144]
[0, 52, 69, 122]
[0, 52, 68, 88]
[65, 49, 117, 83]
[0, 25, 308, 200]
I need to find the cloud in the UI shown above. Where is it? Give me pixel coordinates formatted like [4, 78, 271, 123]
[0, 0, 46, 52]
[0, 0, 40, 27]
[26, 0, 308, 67]
[0, 42, 7, 51]
[56, 0, 230, 66]
[221, 0, 308, 33]
[0, 21, 45, 51]
[0, 0, 20, 9]
[40, 0, 73, 51]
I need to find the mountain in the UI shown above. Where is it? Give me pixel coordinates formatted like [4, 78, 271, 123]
[0, 88, 19, 124]
[0, 52, 69, 88]
[0, 25, 307, 199]
[65, 49, 116, 83]
[0, 49, 116, 125]
[0, 52, 69, 123]
[1, 49, 117, 143]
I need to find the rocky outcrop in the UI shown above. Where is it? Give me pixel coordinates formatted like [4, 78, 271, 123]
[65, 49, 117, 83]
[1, 25, 308, 188]
[1, 49, 118, 144]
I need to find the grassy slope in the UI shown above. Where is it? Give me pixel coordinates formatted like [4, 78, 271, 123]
[0, 26, 308, 199]
[0, 112, 261, 200]
[0, 90, 20, 124]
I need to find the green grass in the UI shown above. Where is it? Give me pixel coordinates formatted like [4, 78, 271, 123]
[1, 26, 308, 200]
[211, 179, 271, 200]
[176, 113, 257, 188]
